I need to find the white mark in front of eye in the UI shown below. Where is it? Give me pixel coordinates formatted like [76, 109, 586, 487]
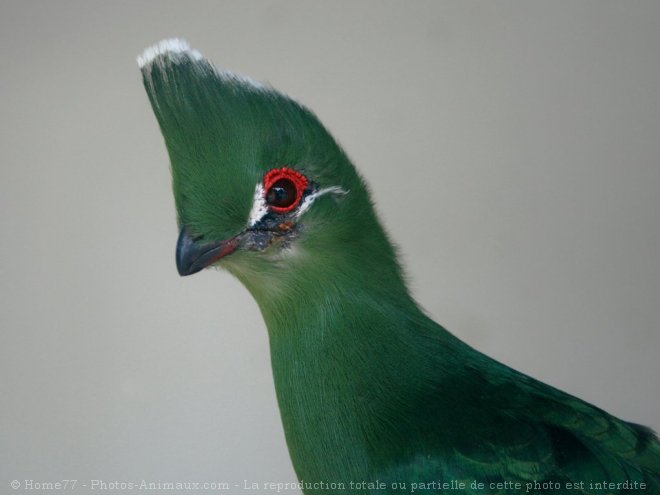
[295, 186, 348, 219]
[248, 183, 268, 227]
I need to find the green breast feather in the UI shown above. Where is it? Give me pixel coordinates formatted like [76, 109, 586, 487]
[138, 39, 659, 494]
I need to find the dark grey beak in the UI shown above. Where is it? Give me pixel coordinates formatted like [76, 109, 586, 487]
[175, 228, 239, 276]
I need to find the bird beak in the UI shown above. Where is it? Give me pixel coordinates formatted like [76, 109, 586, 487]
[176, 227, 239, 276]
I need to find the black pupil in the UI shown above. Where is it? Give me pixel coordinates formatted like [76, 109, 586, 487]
[266, 178, 297, 208]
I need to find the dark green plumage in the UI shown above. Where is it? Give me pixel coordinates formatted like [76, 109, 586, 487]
[139, 39, 659, 494]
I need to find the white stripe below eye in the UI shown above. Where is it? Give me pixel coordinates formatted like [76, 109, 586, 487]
[248, 183, 269, 227]
[247, 183, 348, 227]
[295, 187, 348, 219]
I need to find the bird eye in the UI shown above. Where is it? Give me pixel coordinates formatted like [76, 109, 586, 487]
[266, 178, 297, 208]
[263, 167, 309, 213]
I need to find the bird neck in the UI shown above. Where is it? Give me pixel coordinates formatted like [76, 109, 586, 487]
[267, 285, 422, 484]
[233, 229, 465, 485]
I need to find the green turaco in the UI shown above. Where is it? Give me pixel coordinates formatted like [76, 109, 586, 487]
[138, 39, 659, 494]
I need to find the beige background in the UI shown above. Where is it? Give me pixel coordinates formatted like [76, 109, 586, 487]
[1, 1, 659, 492]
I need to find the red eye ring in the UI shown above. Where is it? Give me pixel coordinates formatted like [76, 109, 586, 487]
[264, 167, 309, 213]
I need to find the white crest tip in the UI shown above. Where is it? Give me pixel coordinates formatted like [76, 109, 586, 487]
[137, 38, 203, 68]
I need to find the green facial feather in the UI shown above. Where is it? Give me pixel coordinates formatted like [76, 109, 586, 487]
[140, 40, 659, 494]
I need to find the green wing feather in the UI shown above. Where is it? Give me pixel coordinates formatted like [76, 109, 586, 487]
[380, 334, 660, 494]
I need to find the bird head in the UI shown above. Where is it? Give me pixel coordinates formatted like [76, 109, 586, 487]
[139, 39, 403, 303]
